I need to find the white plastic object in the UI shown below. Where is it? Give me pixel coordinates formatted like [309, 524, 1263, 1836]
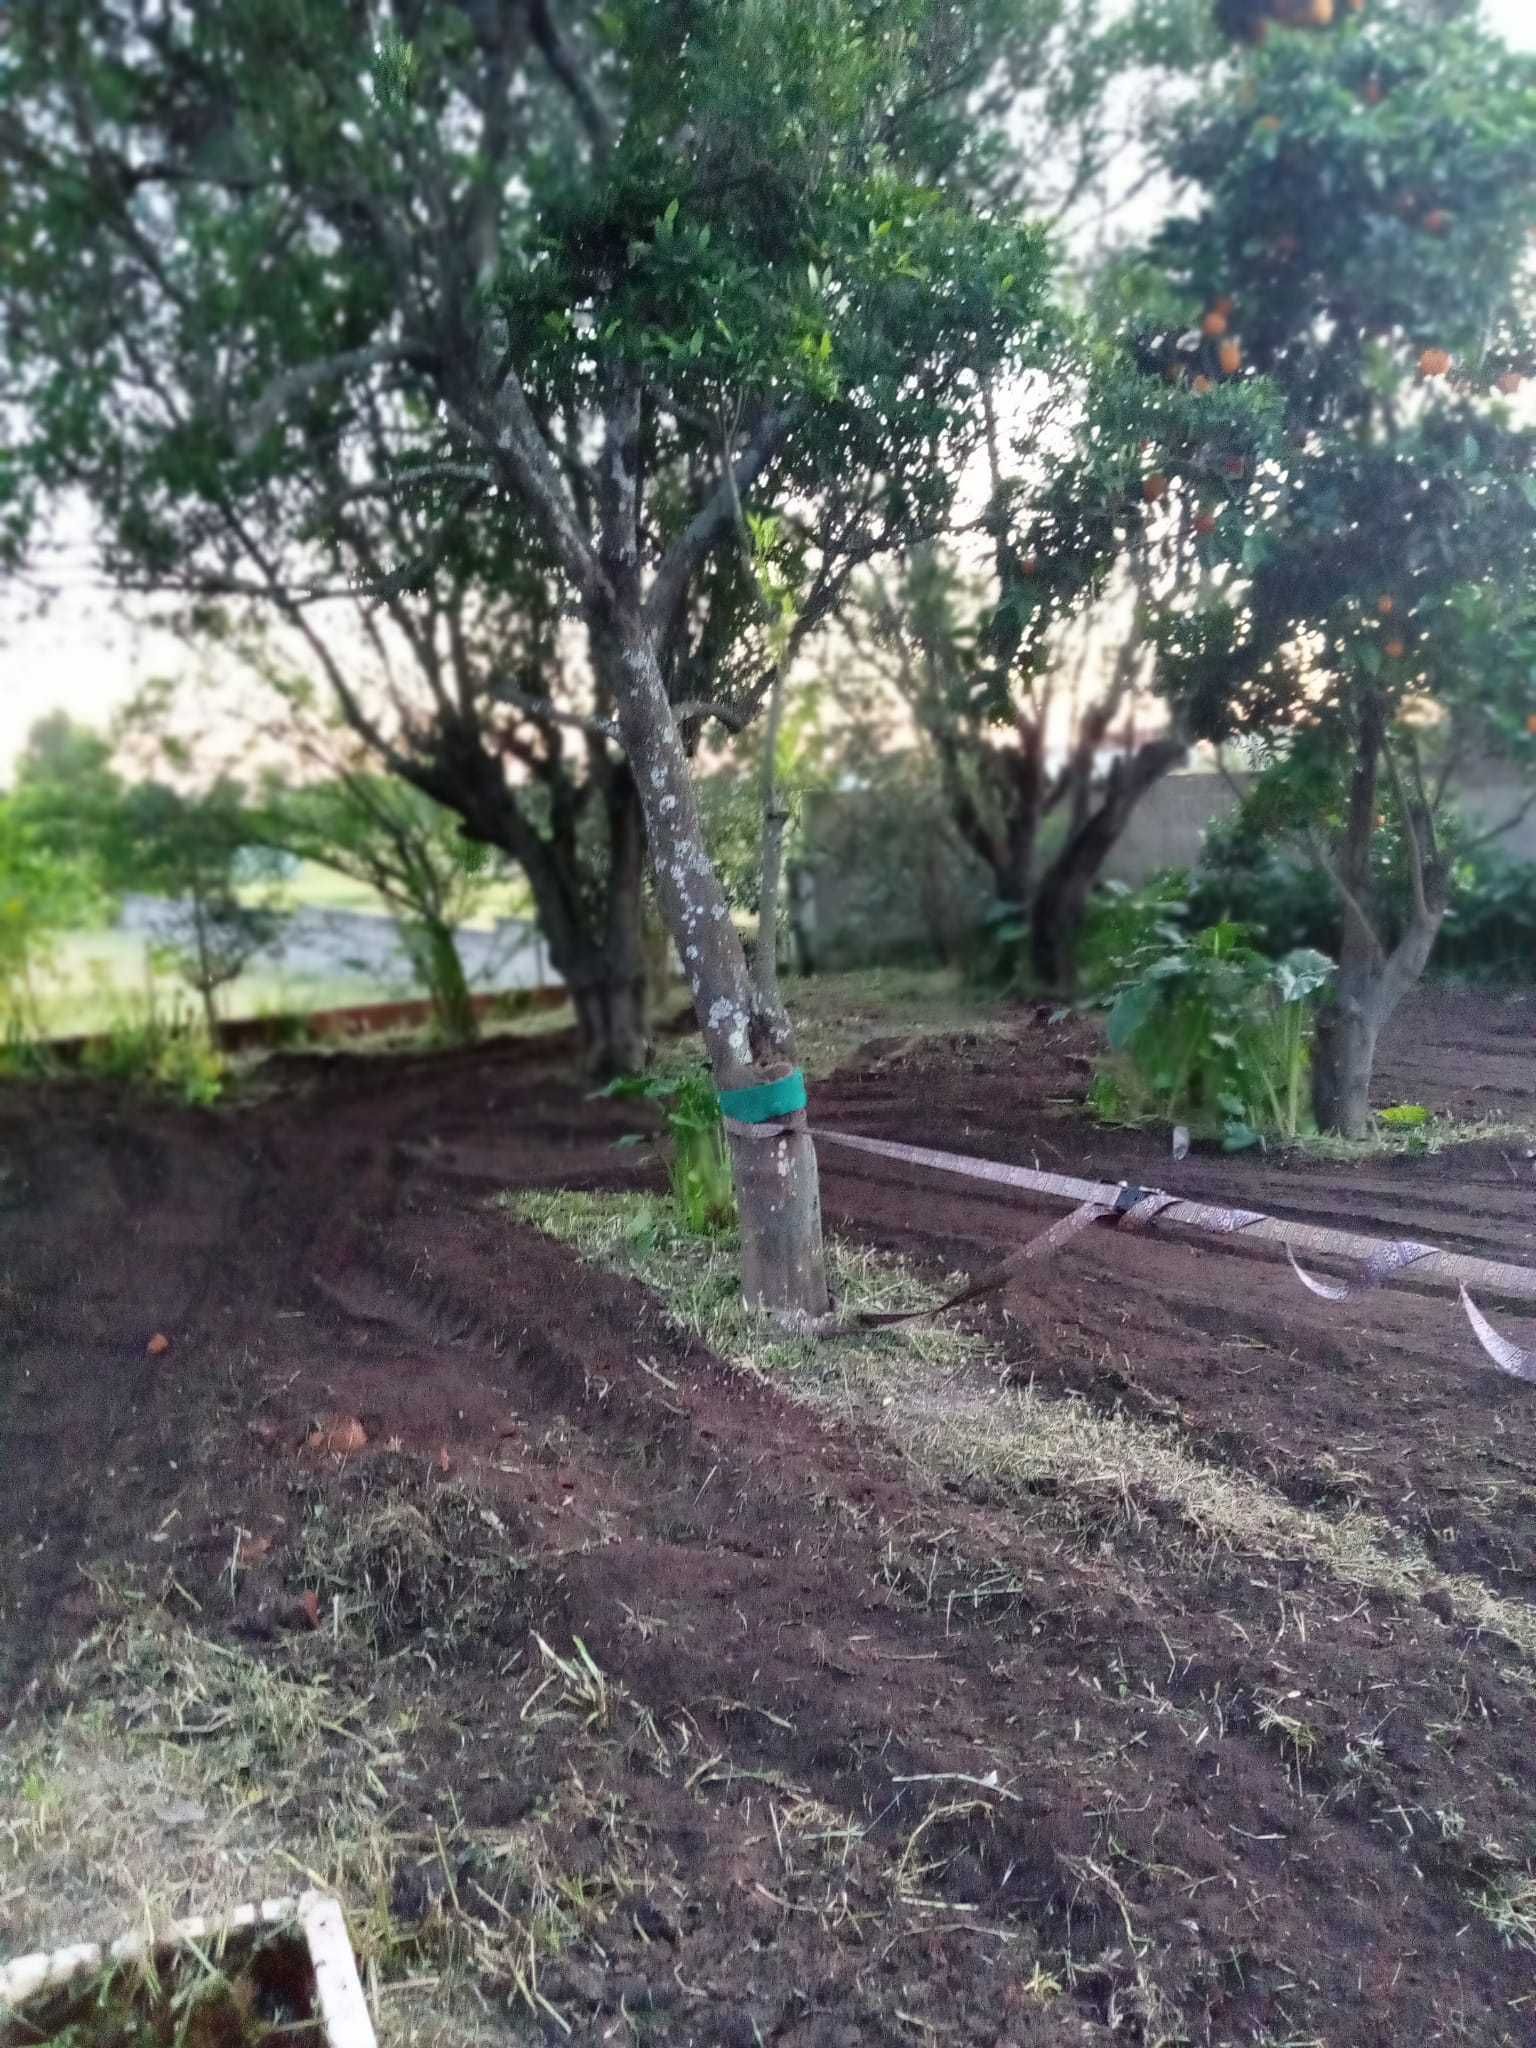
[0, 1891, 376, 2048]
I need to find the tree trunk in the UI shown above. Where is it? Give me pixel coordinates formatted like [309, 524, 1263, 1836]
[1311, 980, 1381, 1140]
[411, 917, 479, 1046]
[1312, 903, 1446, 1136]
[1028, 736, 1186, 993]
[396, 718, 654, 1081]
[786, 860, 817, 976]
[611, 626, 828, 1321]
[190, 890, 220, 1045]
[754, 653, 793, 1021]
[1310, 699, 1447, 1136]
[641, 884, 676, 1024]
[1028, 858, 1094, 994]
[569, 970, 649, 1081]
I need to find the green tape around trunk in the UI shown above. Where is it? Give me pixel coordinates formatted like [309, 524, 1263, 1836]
[718, 1068, 808, 1124]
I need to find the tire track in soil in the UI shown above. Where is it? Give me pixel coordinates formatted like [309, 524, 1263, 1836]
[267, 1137, 1536, 2047]
[4, 998, 1536, 2044]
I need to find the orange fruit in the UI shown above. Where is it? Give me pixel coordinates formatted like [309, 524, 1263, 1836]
[1202, 310, 1229, 338]
[1191, 373, 1215, 395]
[1421, 209, 1453, 235]
[1142, 474, 1169, 504]
[1019, 555, 1039, 576]
[147, 1331, 171, 1357]
[1418, 347, 1451, 378]
[1496, 371, 1523, 395]
[1218, 339, 1243, 376]
[1212, 295, 1236, 318]
[1384, 638, 1406, 660]
[1306, 0, 1335, 22]
[1194, 511, 1220, 536]
[1527, 713, 1536, 735]
[1377, 595, 1395, 616]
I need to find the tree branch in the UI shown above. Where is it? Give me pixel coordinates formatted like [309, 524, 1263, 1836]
[670, 697, 749, 734]
[1302, 826, 1385, 968]
[1381, 738, 1431, 926]
[326, 462, 493, 507]
[492, 678, 619, 745]
[236, 344, 416, 455]
[527, 0, 615, 158]
[642, 406, 795, 637]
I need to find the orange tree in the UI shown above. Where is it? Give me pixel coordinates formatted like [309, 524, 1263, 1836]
[1132, 0, 1536, 1134]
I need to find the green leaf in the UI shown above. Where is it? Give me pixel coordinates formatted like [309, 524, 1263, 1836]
[1107, 979, 1160, 1052]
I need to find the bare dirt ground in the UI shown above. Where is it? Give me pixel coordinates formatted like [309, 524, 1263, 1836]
[2, 981, 1534, 2047]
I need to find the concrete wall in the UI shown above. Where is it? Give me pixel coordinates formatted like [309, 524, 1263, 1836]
[1101, 771, 1250, 884]
[1462, 779, 1536, 864]
[801, 759, 1536, 964]
[1104, 767, 1536, 883]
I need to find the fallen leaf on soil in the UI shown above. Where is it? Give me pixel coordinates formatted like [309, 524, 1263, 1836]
[294, 1590, 322, 1630]
[236, 1533, 272, 1565]
[307, 1413, 368, 1455]
[435, 1447, 452, 1474]
[146, 1332, 171, 1357]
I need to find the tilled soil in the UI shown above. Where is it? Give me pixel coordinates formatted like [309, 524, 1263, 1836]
[2, 985, 1535, 2047]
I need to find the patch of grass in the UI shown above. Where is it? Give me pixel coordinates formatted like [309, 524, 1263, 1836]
[0, 1471, 653, 2048]
[508, 1190, 977, 1395]
[513, 1190, 1536, 1665]
[1475, 1867, 1536, 1952]
[1300, 1110, 1536, 1161]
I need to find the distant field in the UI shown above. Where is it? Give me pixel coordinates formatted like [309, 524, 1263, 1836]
[26, 860, 549, 1038]
[29, 926, 414, 1038]
[240, 857, 534, 927]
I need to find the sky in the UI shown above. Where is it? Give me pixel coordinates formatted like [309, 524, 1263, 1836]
[2, 0, 1533, 777]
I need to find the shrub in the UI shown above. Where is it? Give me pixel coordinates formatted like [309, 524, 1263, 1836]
[1437, 847, 1536, 985]
[600, 1065, 737, 1236]
[1074, 873, 1194, 998]
[81, 1002, 227, 1107]
[1192, 784, 1536, 988]
[1091, 913, 1334, 1149]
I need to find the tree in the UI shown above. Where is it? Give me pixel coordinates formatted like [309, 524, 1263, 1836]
[251, 765, 505, 1047]
[1, 715, 121, 1040]
[1130, 1, 1536, 1134]
[0, 800, 103, 1041]
[843, 324, 1280, 989]
[1, 0, 1069, 1315]
[117, 781, 284, 1041]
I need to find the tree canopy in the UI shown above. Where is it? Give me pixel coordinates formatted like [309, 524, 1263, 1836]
[1127, 0, 1536, 1129]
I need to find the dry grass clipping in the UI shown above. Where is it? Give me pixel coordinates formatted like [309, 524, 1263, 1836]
[514, 1190, 1536, 1665]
